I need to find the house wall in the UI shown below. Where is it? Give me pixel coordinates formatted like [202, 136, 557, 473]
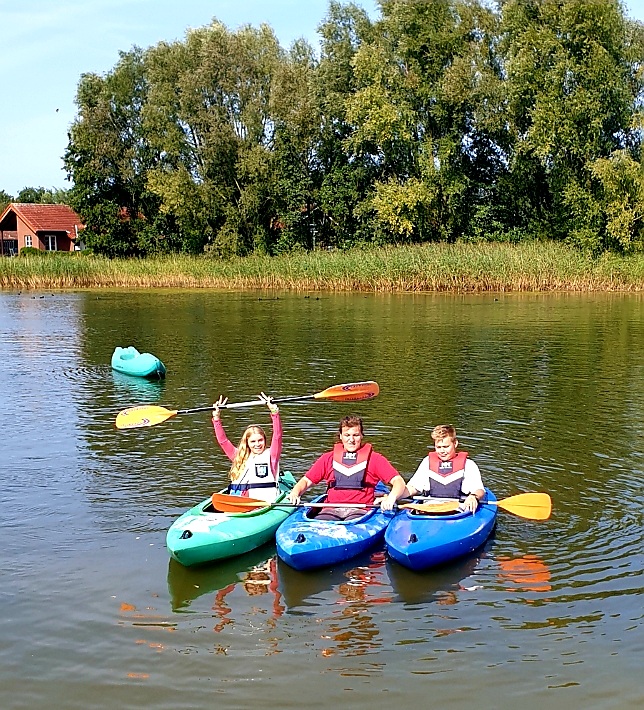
[13, 214, 73, 252]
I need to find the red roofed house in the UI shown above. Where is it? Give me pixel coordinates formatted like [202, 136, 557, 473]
[0, 203, 84, 256]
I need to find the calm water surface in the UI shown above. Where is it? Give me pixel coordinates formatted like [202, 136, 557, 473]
[0, 290, 642, 709]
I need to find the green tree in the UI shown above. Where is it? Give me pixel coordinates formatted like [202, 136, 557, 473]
[344, 0, 507, 243]
[590, 149, 644, 251]
[501, 0, 644, 250]
[268, 39, 324, 251]
[0, 190, 13, 212]
[15, 186, 69, 204]
[313, 1, 379, 247]
[64, 48, 166, 257]
[144, 21, 285, 256]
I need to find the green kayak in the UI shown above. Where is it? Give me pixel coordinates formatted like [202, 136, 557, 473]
[166, 473, 295, 567]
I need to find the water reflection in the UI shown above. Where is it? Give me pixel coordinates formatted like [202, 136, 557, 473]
[211, 557, 284, 633]
[111, 370, 166, 404]
[497, 554, 552, 594]
[277, 550, 387, 610]
[166, 547, 287, 652]
[279, 550, 392, 658]
[167, 546, 279, 613]
[386, 552, 486, 606]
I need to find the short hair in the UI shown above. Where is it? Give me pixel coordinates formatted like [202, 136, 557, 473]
[431, 424, 456, 441]
[335, 415, 364, 442]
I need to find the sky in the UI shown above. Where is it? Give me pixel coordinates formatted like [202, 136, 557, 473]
[1, 0, 643, 197]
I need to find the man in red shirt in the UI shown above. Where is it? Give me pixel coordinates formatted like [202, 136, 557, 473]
[287, 415, 406, 520]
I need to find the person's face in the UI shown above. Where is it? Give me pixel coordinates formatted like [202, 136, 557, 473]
[248, 432, 266, 455]
[340, 425, 363, 453]
[433, 436, 457, 461]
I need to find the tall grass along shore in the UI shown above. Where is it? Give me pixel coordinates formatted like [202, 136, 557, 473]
[1, 242, 643, 292]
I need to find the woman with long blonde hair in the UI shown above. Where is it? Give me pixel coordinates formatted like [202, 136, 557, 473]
[211, 392, 282, 502]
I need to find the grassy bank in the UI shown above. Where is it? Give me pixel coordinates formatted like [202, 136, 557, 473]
[1, 242, 644, 292]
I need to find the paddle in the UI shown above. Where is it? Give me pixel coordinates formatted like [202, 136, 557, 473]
[211, 493, 381, 514]
[211, 491, 552, 520]
[402, 492, 552, 521]
[115, 380, 380, 429]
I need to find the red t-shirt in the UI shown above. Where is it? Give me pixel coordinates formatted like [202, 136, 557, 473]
[304, 448, 400, 505]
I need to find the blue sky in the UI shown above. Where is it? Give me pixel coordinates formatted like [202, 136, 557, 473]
[1, 0, 642, 197]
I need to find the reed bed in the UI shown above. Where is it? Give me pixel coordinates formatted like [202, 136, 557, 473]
[1, 242, 643, 292]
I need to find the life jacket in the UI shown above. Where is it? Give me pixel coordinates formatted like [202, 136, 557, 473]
[329, 442, 373, 490]
[227, 448, 279, 502]
[425, 451, 469, 498]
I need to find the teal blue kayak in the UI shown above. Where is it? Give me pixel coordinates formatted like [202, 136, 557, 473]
[111, 346, 166, 379]
[166, 473, 296, 567]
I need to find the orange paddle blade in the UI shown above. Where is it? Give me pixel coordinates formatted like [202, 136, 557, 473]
[211, 493, 269, 513]
[115, 405, 178, 429]
[312, 381, 379, 402]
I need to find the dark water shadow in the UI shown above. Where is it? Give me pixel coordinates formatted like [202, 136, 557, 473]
[277, 547, 392, 612]
[386, 532, 498, 605]
[111, 370, 166, 403]
[166, 544, 278, 612]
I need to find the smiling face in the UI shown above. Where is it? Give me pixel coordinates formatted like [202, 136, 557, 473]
[340, 425, 363, 453]
[433, 435, 458, 462]
[247, 430, 266, 455]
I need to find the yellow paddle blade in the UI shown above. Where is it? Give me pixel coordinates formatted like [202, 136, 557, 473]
[115, 405, 178, 430]
[400, 493, 552, 521]
[312, 381, 379, 402]
[211, 493, 269, 513]
[496, 492, 552, 520]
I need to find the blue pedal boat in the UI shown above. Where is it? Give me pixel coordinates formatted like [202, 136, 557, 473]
[111, 346, 166, 379]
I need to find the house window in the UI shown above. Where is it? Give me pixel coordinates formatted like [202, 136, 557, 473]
[43, 234, 57, 251]
[25, 235, 32, 247]
[2, 239, 18, 256]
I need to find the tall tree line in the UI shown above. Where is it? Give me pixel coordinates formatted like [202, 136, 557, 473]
[63, 0, 644, 257]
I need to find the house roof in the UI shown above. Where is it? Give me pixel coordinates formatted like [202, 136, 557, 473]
[0, 203, 83, 235]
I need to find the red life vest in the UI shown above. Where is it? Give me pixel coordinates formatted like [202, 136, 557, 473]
[330, 442, 373, 490]
[427, 451, 468, 498]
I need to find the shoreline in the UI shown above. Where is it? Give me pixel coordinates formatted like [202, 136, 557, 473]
[1, 242, 643, 292]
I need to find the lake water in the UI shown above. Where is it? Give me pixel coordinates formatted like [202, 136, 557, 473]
[0, 289, 642, 709]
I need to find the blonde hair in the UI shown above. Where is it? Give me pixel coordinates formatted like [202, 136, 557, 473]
[229, 425, 266, 481]
[431, 424, 457, 441]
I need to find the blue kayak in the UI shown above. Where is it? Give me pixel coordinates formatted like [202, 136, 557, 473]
[385, 489, 498, 571]
[111, 346, 166, 379]
[275, 484, 394, 571]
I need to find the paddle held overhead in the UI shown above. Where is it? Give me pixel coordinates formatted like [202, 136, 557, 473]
[115, 380, 380, 429]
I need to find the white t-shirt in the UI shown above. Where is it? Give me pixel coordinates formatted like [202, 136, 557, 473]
[407, 456, 484, 497]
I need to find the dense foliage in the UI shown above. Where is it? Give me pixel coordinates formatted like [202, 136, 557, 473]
[0, 187, 69, 213]
[62, 0, 644, 257]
